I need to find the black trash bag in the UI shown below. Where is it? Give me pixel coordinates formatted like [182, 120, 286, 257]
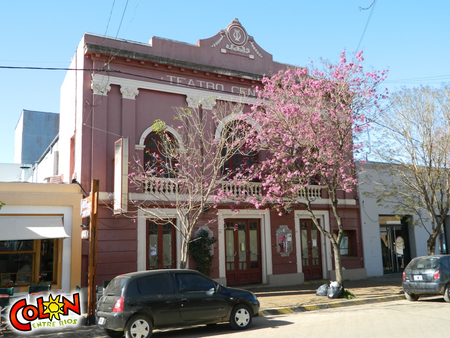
[316, 283, 329, 296]
[327, 282, 343, 299]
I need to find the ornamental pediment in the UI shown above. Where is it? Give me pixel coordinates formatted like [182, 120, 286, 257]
[197, 18, 273, 64]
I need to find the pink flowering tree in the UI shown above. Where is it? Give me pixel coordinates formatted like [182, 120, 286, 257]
[234, 51, 387, 286]
[128, 101, 253, 269]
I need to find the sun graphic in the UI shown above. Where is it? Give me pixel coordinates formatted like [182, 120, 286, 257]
[42, 295, 65, 320]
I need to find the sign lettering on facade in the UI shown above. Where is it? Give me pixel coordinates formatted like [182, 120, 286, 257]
[162, 75, 257, 96]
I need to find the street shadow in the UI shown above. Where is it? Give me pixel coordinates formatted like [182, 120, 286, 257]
[152, 316, 293, 338]
[417, 296, 445, 303]
[255, 289, 316, 298]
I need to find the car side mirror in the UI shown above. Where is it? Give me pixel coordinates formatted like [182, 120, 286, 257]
[206, 287, 215, 296]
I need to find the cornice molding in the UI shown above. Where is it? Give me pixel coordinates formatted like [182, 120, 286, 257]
[91, 74, 256, 105]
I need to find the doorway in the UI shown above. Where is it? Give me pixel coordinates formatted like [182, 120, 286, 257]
[147, 220, 176, 269]
[301, 219, 323, 280]
[225, 219, 262, 286]
[379, 216, 410, 273]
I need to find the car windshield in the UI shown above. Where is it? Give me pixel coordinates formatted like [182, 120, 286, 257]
[408, 257, 440, 270]
[105, 276, 129, 296]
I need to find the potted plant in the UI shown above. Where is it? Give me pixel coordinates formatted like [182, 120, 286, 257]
[189, 229, 217, 276]
[0, 282, 15, 296]
[28, 282, 51, 294]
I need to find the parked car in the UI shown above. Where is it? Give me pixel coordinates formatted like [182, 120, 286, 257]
[96, 269, 260, 338]
[402, 255, 450, 302]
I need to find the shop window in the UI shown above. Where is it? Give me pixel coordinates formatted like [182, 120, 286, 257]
[339, 231, 357, 256]
[0, 239, 58, 285]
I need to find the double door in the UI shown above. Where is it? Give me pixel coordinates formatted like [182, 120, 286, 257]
[225, 219, 262, 285]
[301, 219, 323, 280]
[147, 220, 176, 269]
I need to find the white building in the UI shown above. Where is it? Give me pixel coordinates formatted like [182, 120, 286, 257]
[358, 162, 450, 277]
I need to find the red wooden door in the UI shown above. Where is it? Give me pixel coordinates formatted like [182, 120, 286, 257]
[146, 220, 176, 269]
[225, 219, 262, 286]
[301, 219, 322, 280]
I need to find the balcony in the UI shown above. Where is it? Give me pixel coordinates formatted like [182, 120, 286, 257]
[141, 177, 179, 195]
[138, 177, 322, 202]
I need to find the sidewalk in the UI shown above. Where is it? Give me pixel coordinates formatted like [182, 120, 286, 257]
[245, 273, 405, 316]
[1, 274, 404, 337]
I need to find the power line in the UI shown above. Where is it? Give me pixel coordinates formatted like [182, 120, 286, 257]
[104, 0, 117, 36]
[0, 66, 103, 71]
[3, 64, 449, 91]
[359, 0, 377, 11]
[115, 0, 130, 39]
[385, 75, 450, 84]
[356, 0, 378, 52]
[0, 65, 258, 97]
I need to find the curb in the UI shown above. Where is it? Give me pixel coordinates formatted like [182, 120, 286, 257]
[259, 294, 405, 316]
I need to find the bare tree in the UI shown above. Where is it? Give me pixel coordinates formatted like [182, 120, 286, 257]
[128, 100, 252, 269]
[372, 85, 450, 255]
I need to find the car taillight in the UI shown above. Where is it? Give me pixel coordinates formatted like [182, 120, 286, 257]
[402, 271, 405, 281]
[112, 297, 124, 312]
[433, 270, 440, 281]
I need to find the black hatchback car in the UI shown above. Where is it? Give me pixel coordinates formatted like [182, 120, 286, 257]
[402, 255, 450, 302]
[96, 269, 260, 338]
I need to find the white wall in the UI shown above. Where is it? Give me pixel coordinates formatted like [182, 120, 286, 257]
[358, 162, 438, 277]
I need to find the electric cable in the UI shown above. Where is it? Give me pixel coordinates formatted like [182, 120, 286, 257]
[356, 0, 378, 52]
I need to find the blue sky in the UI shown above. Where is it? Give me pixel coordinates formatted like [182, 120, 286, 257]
[1, 0, 449, 164]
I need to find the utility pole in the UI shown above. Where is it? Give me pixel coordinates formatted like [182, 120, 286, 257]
[86, 179, 99, 325]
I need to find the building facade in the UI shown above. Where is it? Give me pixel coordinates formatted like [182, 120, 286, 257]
[58, 19, 366, 287]
[14, 110, 59, 166]
[358, 162, 450, 277]
[0, 182, 82, 292]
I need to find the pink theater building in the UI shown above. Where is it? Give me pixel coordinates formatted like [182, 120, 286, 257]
[58, 19, 365, 287]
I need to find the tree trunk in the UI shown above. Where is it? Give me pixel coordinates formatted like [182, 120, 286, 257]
[427, 236, 437, 256]
[179, 237, 188, 269]
[331, 241, 344, 288]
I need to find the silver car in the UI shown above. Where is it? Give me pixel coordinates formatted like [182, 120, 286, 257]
[402, 255, 450, 302]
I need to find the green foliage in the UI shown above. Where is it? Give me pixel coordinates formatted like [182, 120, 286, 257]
[151, 119, 167, 133]
[0, 201, 4, 210]
[189, 229, 217, 276]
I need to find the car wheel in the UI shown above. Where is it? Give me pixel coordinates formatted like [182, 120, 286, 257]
[444, 285, 450, 303]
[104, 328, 124, 338]
[125, 314, 153, 338]
[230, 304, 252, 330]
[405, 292, 419, 301]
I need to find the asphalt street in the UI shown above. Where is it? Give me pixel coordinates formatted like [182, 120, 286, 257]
[1, 274, 408, 337]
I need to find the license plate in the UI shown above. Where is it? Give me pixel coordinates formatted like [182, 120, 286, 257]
[98, 317, 106, 325]
[413, 275, 423, 281]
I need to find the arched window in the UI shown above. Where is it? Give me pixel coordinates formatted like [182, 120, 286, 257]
[144, 132, 177, 178]
[221, 120, 258, 180]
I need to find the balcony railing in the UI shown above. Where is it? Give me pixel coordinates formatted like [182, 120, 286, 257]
[139, 177, 322, 201]
[142, 177, 179, 195]
[218, 181, 263, 199]
[297, 185, 322, 200]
